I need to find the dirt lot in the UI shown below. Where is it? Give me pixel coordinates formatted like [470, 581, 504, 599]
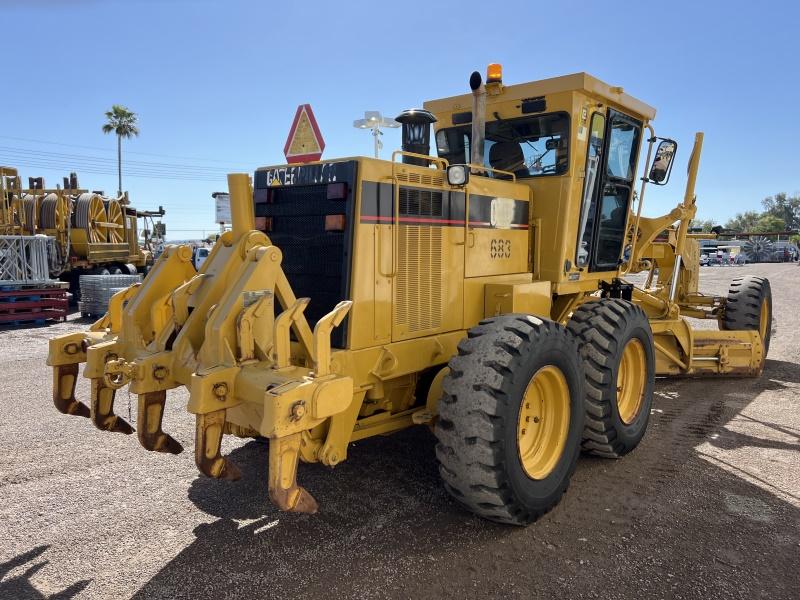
[0, 263, 798, 599]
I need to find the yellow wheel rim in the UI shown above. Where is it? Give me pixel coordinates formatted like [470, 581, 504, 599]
[617, 338, 647, 425]
[517, 365, 570, 480]
[759, 298, 770, 341]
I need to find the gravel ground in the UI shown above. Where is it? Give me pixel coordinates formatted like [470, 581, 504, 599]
[0, 263, 798, 599]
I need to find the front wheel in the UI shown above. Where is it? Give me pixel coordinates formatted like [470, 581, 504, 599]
[435, 315, 584, 525]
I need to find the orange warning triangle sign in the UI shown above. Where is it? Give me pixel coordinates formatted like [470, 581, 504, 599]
[283, 104, 325, 164]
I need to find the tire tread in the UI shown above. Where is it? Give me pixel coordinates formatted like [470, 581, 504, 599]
[720, 276, 772, 355]
[435, 315, 580, 525]
[567, 299, 653, 457]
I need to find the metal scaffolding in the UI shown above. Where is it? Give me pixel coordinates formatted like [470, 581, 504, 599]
[0, 235, 56, 284]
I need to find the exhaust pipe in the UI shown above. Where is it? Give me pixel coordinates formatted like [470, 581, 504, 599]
[470, 71, 486, 169]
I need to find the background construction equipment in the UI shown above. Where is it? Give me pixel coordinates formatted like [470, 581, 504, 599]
[0, 167, 164, 300]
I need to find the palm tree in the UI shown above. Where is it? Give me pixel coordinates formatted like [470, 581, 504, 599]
[102, 105, 139, 196]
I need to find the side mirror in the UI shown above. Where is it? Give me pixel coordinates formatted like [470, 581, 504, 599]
[447, 164, 469, 186]
[648, 139, 677, 185]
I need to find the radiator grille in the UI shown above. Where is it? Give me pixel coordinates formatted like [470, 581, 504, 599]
[396, 172, 444, 186]
[395, 225, 443, 332]
[255, 182, 351, 347]
[399, 187, 443, 217]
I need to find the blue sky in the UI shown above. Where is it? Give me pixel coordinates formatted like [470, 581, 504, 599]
[2, 0, 797, 238]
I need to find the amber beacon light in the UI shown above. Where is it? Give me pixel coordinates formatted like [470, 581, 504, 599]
[486, 63, 503, 84]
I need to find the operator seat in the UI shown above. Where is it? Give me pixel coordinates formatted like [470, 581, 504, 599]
[608, 205, 627, 230]
[488, 142, 527, 178]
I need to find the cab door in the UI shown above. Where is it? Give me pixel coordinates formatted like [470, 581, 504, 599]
[575, 109, 642, 272]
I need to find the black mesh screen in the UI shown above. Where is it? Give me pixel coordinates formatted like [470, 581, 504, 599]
[254, 168, 355, 348]
[399, 187, 443, 217]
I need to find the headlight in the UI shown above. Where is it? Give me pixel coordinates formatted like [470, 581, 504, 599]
[447, 165, 469, 186]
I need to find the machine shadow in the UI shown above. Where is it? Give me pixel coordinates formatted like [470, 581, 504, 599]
[0, 545, 91, 600]
[760, 358, 800, 384]
[133, 426, 513, 599]
[132, 362, 800, 599]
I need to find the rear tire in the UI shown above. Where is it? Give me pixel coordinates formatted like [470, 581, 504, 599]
[567, 299, 655, 458]
[720, 276, 772, 357]
[435, 315, 584, 525]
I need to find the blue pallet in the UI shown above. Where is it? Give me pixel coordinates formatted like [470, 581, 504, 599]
[1, 295, 42, 302]
[1, 319, 48, 327]
[0, 285, 47, 293]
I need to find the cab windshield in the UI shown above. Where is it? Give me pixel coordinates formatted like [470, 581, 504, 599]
[435, 112, 570, 179]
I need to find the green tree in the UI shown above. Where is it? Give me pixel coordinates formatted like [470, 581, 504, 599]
[725, 211, 760, 232]
[102, 105, 139, 196]
[691, 218, 717, 232]
[753, 214, 785, 233]
[761, 192, 800, 230]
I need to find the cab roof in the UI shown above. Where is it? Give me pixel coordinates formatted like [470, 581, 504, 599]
[424, 72, 656, 122]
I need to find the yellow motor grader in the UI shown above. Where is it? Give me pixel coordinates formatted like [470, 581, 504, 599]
[47, 65, 771, 524]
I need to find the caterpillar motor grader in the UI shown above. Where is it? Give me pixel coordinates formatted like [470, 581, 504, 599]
[47, 65, 771, 524]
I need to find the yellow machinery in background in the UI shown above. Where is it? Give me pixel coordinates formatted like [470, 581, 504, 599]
[47, 66, 771, 525]
[0, 167, 163, 284]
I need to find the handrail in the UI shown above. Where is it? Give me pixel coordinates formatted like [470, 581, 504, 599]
[390, 151, 448, 171]
[622, 123, 656, 275]
[462, 163, 517, 182]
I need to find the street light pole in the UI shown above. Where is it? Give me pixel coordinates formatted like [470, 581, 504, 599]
[353, 111, 400, 159]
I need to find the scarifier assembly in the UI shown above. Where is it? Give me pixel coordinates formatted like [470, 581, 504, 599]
[47, 66, 772, 524]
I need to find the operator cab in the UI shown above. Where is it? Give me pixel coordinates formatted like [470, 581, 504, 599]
[425, 66, 677, 285]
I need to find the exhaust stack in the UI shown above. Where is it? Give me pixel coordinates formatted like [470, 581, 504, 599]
[228, 173, 255, 238]
[470, 71, 486, 169]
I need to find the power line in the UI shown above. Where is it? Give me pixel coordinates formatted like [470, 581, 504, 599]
[0, 155, 228, 182]
[0, 134, 247, 166]
[0, 146, 244, 173]
[0, 156, 235, 180]
[0, 145, 250, 183]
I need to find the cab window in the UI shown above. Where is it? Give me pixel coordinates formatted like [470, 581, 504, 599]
[435, 112, 570, 179]
[576, 112, 606, 267]
[606, 118, 639, 181]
